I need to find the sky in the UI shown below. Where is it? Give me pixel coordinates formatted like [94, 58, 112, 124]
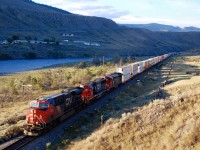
[33, 0, 200, 28]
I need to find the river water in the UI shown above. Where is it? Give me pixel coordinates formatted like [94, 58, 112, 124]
[0, 58, 93, 74]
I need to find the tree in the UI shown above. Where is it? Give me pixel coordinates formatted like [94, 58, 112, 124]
[23, 52, 37, 59]
[77, 62, 87, 68]
[7, 37, 13, 44]
[119, 57, 124, 66]
[112, 53, 120, 63]
[25, 36, 32, 41]
[0, 53, 12, 60]
[44, 38, 50, 44]
[12, 35, 19, 40]
[92, 56, 100, 65]
[55, 41, 60, 45]
[127, 56, 132, 63]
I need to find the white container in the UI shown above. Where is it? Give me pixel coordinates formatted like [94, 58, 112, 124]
[122, 73, 131, 83]
[117, 65, 132, 75]
[131, 63, 139, 75]
[138, 62, 144, 73]
[142, 60, 149, 70]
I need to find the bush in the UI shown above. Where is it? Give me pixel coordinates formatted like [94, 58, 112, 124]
[56, 41, 60, 45]
[25, 36, 32, 41]
[46, 142, 52, 149]
[12, 35, 19, 40]
[5, 126, 23, 138]
[77, 62, 87, 68]
[23, 52, 37, 59]
[0, 53, 12, 60]
[7, 37, 13, 44]
[84, 53, 90, 57]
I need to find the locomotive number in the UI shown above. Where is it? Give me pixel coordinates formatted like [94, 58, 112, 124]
[65, 97, 72, 106]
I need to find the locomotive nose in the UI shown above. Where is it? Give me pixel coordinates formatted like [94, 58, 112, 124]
[26, 108, 36, 124]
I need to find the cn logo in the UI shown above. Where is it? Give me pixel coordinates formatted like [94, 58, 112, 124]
[65, 97, 72, 106]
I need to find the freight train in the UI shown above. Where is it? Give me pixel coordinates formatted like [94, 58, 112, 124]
[24, 53, 172, 136]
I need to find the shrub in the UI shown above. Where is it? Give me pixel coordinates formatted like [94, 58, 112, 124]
[23, 52, 37, 59]
[46, 142, 52, 149]
[84, 53, 90, 57]
[77, 62, 87, 69]
[0, 53, 12, 60]
[56, 41, 60, 45]
[12, 35, 19, 40]
[25, 36, 32, 41]
[5, 126, 23, 138]
[7, 37, 13, 44]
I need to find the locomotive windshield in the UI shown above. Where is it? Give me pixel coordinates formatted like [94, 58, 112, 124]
[30, 100, 48, 109]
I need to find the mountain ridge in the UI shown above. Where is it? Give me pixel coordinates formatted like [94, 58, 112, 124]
[120, 23, 200, 32]
[0, 0, 118, 31]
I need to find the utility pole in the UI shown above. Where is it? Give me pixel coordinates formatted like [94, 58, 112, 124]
[103, 56, 105, 66]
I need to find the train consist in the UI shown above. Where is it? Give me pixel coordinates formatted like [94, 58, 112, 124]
[24, 53, 172, 136]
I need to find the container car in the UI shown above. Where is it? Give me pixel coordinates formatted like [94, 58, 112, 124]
[122, 73, 131, 82]
[117, 65, 132, 75]
[138, 62, 144, 73]
[131, 63, 139, 76]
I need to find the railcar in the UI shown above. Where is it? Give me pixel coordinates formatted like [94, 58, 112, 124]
[80, 83, 94, 103]
[92, 78, 106, 95]
[104, 73, 122, 90]
[24, 87, 84, 136]
[107, 73, 122, 88]
[131, 63, 139, 76]
[138, 61, 144, 73]
[117, 65, 132, 75]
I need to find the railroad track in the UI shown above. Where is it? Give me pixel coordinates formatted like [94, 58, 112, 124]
[2, 136, 37, 150]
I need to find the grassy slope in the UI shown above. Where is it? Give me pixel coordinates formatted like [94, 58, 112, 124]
[0, 62, 117, 141]
[57, 49, 200, 150]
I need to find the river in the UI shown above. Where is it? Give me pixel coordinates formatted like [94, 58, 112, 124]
[0, 58, 93, 74]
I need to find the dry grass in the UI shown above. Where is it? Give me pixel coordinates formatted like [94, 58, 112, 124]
[0, 56, 146, 140]
[61, 50, 200, 150]
[0, 62, 116, 141]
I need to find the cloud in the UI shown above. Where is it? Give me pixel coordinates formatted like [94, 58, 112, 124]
[77, 5, 129, 18]
[44, 0, 129, 19]
[41, 0, 64, 5]
[66, 0, 98, 1]
[33, 0, 200, 27]
[113, 15, 200, 27]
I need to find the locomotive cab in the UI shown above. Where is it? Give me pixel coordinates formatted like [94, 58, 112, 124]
[104, 76, 113, 90]
[25, 100, 50, 136]
[80, 84, 94, 102]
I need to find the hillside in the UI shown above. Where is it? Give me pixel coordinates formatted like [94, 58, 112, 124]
[54, 50, 200, 149]
[121, 23, 200, 32]
[0, 0, 117, 32]
[1, 0, 200, 59]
